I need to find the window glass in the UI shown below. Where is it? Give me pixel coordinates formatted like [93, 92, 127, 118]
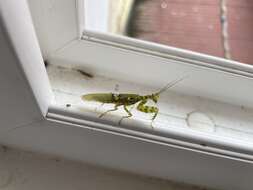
[84, 0, 253, 65]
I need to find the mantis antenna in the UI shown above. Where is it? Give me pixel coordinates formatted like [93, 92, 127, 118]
[157, 75, 188, 95]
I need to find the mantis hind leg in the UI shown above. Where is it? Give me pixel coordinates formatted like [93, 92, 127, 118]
[99, 104, 120, 118]
[119, 105, 133, 125]
[137, 100, 159, 128]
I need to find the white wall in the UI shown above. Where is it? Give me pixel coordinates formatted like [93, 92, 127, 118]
[0, 145, 208, 190]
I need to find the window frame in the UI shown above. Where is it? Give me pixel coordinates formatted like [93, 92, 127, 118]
[28, 0, 253, 159]
[4, 0, 253, 189]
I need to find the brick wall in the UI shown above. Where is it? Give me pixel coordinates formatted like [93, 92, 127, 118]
[128, 0, 253, 64]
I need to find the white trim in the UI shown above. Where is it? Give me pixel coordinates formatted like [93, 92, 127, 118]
[82, 30, 253, 77]
[2, 113, 252, 190]
[83, 0, 109, 33]
[47, 104, 253, 160]
[0, 0, 53, 116]
[27, 0, 79, 59]
[76, 0, 86, 38]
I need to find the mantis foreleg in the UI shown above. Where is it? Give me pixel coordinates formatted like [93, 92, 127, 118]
[137, 99, 159, 127]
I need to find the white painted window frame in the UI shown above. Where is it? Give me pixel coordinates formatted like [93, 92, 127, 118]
[83, 0, 109, 33]
[2, 0, 253, 189]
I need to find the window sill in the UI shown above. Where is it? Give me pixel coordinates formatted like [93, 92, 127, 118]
[46, 65, 253, 159]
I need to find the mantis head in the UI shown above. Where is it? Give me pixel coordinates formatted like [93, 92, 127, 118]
[151, 94, 159, 103]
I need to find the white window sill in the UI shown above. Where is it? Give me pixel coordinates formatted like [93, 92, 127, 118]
[47, 65, 253, 159]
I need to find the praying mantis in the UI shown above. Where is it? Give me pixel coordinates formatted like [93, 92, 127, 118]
[81, 77, 186, 126]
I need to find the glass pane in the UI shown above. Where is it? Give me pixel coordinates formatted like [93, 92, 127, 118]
[84, 0, 253, 65]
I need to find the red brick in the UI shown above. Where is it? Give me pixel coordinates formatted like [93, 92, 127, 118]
[227, 7, 253, 41]
[227, 0, 253, 8]
[226, 1, 253, 64]
[130, 0, 224, 57]
[129, 0, 253, 63]
[230, 40, 253, 64]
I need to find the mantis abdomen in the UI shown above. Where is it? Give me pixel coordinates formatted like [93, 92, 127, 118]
[82, 93, 115, 103]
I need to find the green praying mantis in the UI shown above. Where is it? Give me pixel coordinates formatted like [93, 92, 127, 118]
[81, 77, 186, 127]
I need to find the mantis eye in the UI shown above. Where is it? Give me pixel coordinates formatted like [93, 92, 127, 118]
[153, 96, 158, 103]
